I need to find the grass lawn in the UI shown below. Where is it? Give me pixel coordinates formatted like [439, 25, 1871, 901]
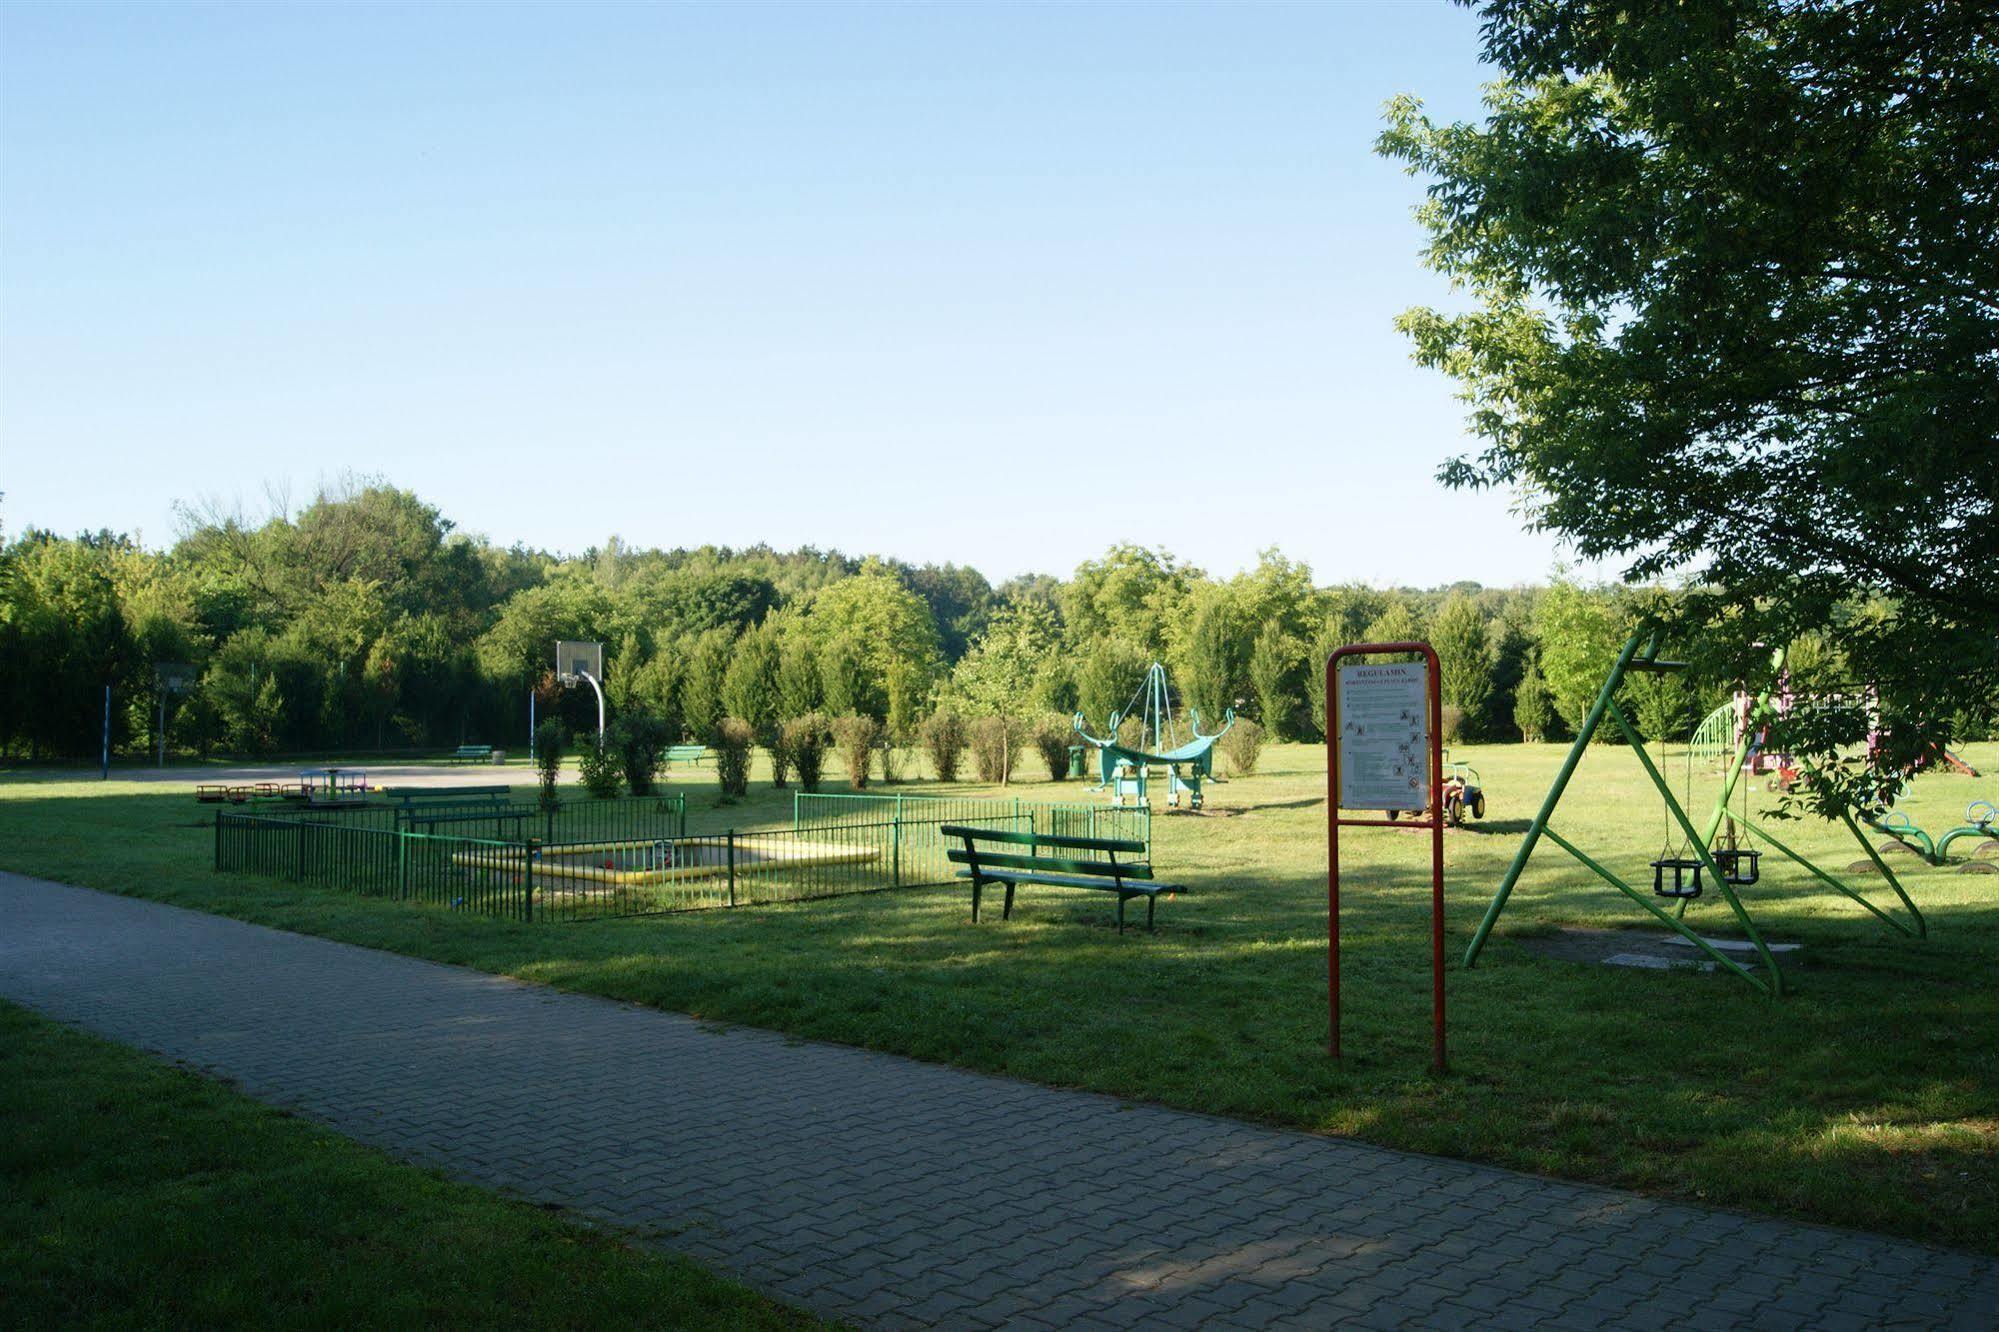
[2, 741, 1995, 1253]
[0, 1002, 819, 1329]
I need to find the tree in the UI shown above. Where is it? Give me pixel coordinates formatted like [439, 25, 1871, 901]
[819, 635, 872, 719]
[1514, 653, 1555, 743]
[721, 619, 782, 740]
[1059, 545, 1197, 660]
[679, 629, 733, 744]
[1173, 584, 1248, 723]
[1381, 1, 1999, 794]
[806, 560, 942, 717]
[1531, 580, 1628, 738]
[1247, 623, 1300, 741]
[1073, 639, 1148, 728]
[952, 602, 1059, 785]
[776, 633, 822, 720]
[1431, 593, 1493, 741]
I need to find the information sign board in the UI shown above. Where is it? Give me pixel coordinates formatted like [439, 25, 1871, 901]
[1335, 660, 1431, 810]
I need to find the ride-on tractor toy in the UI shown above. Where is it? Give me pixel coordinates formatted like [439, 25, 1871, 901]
[1441, 754, 1486, 826]
[1385, 752, 1487, 826]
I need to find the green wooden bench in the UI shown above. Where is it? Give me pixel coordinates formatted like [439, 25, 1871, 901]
[380, 785, 517, 829]
[449, 744, 496, 763]
[664, 744, 710, 767]
[941, 823, 1181, 935]
[381, 786, 510, 811]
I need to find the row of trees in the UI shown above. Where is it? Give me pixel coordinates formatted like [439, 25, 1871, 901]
[3, 482, 1988, 762]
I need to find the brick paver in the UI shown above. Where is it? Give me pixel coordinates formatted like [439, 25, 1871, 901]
[1, 871, 1993, 1329]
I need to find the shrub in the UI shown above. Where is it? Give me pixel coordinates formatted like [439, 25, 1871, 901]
[714, 717, 754, 797]
[1033, 713, 1074, 781]
[766, 726, 794, 789]
[533, 720, 567, 810]
[877, 736, 906, 784]
[1440, 704, 1466, 745]
[970, 716, 1020, 784]
[577, 739, 623, 798]
[921, 707, 968, 783]
[1219, 717, 1265, 776]
[607, 713, 670, 796]
[831, 714, 883, 789]
[783, 713, 830, 792]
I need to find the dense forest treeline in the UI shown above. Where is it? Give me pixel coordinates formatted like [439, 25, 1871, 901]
[3, 482, 1986, 762]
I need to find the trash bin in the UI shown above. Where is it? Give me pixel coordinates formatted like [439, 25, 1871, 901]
[1067, 745, 1087, 779]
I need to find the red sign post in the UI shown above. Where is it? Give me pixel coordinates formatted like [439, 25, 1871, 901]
[1326, 641, 1446, 1073]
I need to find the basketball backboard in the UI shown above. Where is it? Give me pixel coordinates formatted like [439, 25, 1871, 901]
[555, 640, 603, 683]
[155, 661, 197, 694]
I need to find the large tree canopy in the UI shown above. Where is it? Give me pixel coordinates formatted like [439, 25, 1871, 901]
[1381, 0, 1999, 793]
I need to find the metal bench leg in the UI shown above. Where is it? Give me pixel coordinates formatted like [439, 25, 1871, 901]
[1117, 896, 1126, 935]
[972, 881, 982, 923]
[1003, 884, 1015, 920]
[1147, 894, 1156, 932]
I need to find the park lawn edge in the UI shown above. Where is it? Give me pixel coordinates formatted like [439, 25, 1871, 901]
[0, 1000, 827, 1330]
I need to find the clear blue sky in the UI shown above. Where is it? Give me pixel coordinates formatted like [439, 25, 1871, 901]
[1, 1, 1573, 587]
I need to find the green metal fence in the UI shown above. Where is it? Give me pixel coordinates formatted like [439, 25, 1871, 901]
[218, 807, 922, 923]
[792, 791, 1150, 886]
[215, 791, 1146, 925]
[236, 793, 687, 844]
[214, 812, 534, 919]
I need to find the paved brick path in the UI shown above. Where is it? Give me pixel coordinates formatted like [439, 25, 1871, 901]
[2, 872, 1993, 1330]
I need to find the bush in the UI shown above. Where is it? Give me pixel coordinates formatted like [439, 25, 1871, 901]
[921, 708, 968, 783]
[970, 716, 1020, 783]
[766, 726, 794, 789]
[877, 736, 906, 784]
[1033, 713, 1074, 781]
[577, 740, 623, 798]
[1219, 718, 1265, 776]
[1440, 704, 1466, 746]
[607, 713, 670, 796]
[783, 713, 830, 792]
[533, 720, 567, 810]
[714, 717, 754, 797]
[831, 714, 883, 789]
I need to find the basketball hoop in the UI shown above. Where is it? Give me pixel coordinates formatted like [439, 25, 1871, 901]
[553, 640, 607, 748]
[153, 662, 196, 769]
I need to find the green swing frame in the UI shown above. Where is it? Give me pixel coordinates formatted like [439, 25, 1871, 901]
[1463, 630, 1926, 995]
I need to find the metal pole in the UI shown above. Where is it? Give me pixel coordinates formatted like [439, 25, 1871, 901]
[1427, 647, 1446, 1075]
[1463, 631, 1646, 967]
[158, 690, 166, 768]
[529, 689, 537, 763]
[580, 671, 607, 748]
[102, 684, 111, 779]
[1325, 653, 1340, 1058]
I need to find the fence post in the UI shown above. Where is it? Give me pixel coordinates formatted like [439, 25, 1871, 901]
[893, 795, 903, 887]
[727, 830, 738, 907]
[524, 840, 535, 923]
[294, 819, 305, 881]
[396, 830, 409, 901]
[214, 813, 223, 871]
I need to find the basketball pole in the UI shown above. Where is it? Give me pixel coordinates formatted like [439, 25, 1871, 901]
[578, 670, 607, 749]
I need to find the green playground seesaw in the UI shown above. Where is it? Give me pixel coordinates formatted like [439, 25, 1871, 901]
[1865, 801, 1999, 868]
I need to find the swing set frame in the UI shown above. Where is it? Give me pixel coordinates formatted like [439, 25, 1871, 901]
[1463, 629, 1926, 995]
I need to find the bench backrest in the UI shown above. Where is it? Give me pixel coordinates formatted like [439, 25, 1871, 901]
[380, 785, 511, 807]
[939, 823, 1152, 881]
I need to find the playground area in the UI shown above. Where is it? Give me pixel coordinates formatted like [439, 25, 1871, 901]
[0, 738, 1996, 1254]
